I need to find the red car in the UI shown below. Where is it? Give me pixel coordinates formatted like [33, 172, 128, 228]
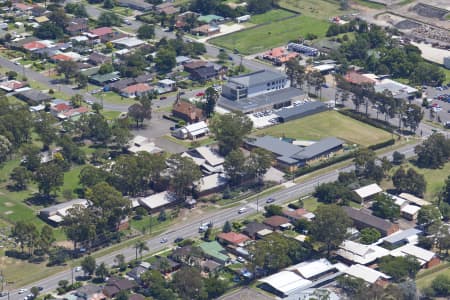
[196, 92, 205, 97]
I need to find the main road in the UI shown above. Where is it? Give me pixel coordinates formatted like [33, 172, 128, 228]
[8, 142, 419, 300]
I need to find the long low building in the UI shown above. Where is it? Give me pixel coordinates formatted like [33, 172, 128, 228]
[39, 199, 89, 226]
[275, 102, 328, 123]
[343, 207, 399, 236]
[259, 271, 312, 297]
[138, 191, 178, 211]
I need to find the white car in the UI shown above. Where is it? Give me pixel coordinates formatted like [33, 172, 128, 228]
[238, 207, 247, 214]
[18, 289, 27, 294]
[75, 266, 82, 272]
[124, 19, 132, 25]
[237, 256, 246, 263]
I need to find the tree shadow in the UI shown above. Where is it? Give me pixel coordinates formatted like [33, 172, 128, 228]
[25, 193, 56, 206]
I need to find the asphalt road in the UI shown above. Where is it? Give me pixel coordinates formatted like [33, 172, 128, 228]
[7, 142, 419, 300]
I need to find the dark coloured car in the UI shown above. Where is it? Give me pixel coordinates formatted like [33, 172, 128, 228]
[174, 237, 184, 243]
[266, 198, 275, 203]
[159, 96, 167, 100]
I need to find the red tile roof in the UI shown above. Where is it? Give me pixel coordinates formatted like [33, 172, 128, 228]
[121, 83, 152, 94]
[51, 54, 72, 61]
[217, 232, 250, 245]
[89, 27, 113, 36]
[52, 103, 71, 112]
[263, 216, 290, 228]
[23, 41, 47, 51]
[344, 71, 376, 85]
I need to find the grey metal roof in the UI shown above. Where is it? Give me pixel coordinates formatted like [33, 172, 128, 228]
[246, 136, 301, 158]
[343, 206, 395, 233]
[384, 228, 422, 244]
[218, 87, 303, 113]
[276, 101, 327, 120]
[229, 69, 287, 87]
[39, 198, 88, 214]
[292, 137, 344, 160]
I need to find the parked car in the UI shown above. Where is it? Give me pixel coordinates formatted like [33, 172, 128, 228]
[75, 266, 82, 272]
[237, 256, 246, 263]
[18, 289, 27, 294]
[196, 92, 205, 97]
[160, 237, 168, 243]
[174, 237, 184, 243]
[266, 197, 275, 203]
[123, 19, 132, 25]
[159, 96, 167, 100]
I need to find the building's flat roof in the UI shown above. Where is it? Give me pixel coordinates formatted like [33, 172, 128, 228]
[287, 258, 335, 279]
[337, 240, 390, 264]
[353, 183, 383, 199]
[259, 271, 312, 296]
[183, 121, 208, 134]
[344, 264, 390, 284]
[401, 204, 421, 215]
[229, 69, 287, 87]
[275, 101, 327, 120]
[375, 79, 417, 96]
[218, 87, 303, 113]
[195, 173, 227, 192]
[383, 228, 422, 244]
[385, 192, 407, 207]
[40, 199, 88, 214]
[194, 146, 224, 167]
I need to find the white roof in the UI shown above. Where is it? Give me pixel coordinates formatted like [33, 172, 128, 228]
[183, 121, 209, 135]
[375, 78, 418, 95]
[398, 193, 430, 207]
[383, 228, 422, 245]
[113, 37, 145, 48]
[353, 183, 382, 199]
[70, 35, 89, 42]
[259, 271, 312, 296]
[130, 135, 148, 146]
[337, 240, 390, 264]
[195, 146, 224, 167]
[385, 193, 407, 207]
[181, 152, 206, 166]
[129, 143, 162, 154]
[345, 264, 390, 284]
[138, 191, 177, 210]
[313, 64, 335, 72]
[401, 204, 421, 216]
[195, 173, 227, 192]
[287, 258, 335, 279]
[159, 78, 176, 85]
[390, 244, 435, 265]
[48, 215, 64, 223]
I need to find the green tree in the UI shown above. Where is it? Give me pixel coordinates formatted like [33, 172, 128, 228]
[70, 94, 84, 108]
[222, 221, 232, 233]
[115, 254, 127, 271]
[95, 263, 109, 281]
[172, 266, 205, 299]
[81, 255, 96, 276]
[417, 205, 441, 229]
[204, 87, 219, 117]
[204, 274, 227, 299]
[137, 24, 155, 39]
[34, 112, 56, 150]
[379, 256, 421, 282]
[98, 12, 122, 26]
[415, 133, 450, 169]
[264, 204, 283, 217]
[56, 60, 78, 83]
[155, 48, 176, 74]
[134, 240, 149, 260]
[371, 193, 400, 221]
[75, 73, 88, 89]
[157, 209, 167, 222]
[392, 151, 405, 165]
[247, 148, 272, 184]
[247, 0, 272, 13]
[360, 228, 381, 244]
[127, 103, 151, 128]
[223, 149, 246, 186]
[39, 225, 55, 253]
[210, 112, 253, 156]
[168, 155, 202, 200]
[79, 165, 109, 188]
[10, 166, 31, 190]
[0, 135, 12, 163]
[103, 0, 114, 8]
[30, 287, 40, 298]
[34, 162, 64, 198]
[402, 104, 423, 133]
[392, 167, 426, 197]
[34, 22, 64, 39]
[310, 204, 352, 257]
[430, 274, 450, 297]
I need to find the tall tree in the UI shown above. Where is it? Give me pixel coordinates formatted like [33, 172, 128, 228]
[34, 162, 64, 198]
[223, 149, 246, 186]
[310, 204, 352, 257]
[204, 87, 219, 117]
[0, 135, 12, 163]
[246, 148, 272, 184]
[415, 133, 450, 169]
[128, 103, 151, 128]
[168, 155, 202, 200]
[137, 24, 155, 39]
[56, 60, 78, 83]
[134, 240, 149, 260]
[155, 48, 176, 74]
[34, 112, 56, 150]
[402, 104, 423, 133]
[371, 193, 400, 221]
[209, 112, 253, 156]
[9, 166, 31, 190]
[81, 255, 96, 276]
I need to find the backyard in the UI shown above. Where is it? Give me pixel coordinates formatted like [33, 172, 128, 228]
[209, 15, 329, 54]
[256, 110, 393, 146]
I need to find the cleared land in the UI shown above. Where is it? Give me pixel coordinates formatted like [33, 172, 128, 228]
[250, 9, 296, 24]
[279, 0, 355, 19]
[256, 110, 392, 146]
[209, 15, 329, 54]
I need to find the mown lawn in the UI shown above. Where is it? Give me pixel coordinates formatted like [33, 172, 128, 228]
[209, 15, 329, 54]
[256, 110, 392, 146]
[416, 262, 450, 290]
[250, 9, 296, 24]
[278, 0, 356, 19]
[95, 91, 137, 106]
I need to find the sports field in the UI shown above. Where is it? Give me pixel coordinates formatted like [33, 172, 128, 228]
[209, 15, 329, 54]
[256, 110, 392, 146]
[250, 9, 296, 24]
[278, 0, 356, 19]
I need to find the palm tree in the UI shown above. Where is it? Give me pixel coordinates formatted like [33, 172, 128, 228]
[134, 240, 149, 260]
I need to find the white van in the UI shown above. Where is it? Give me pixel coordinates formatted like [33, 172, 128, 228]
[238, 207, 247, 214]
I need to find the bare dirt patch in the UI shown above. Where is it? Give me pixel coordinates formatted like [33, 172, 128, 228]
[4, 202, 14, 207]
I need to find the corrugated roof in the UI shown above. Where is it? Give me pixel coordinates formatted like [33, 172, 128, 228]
[275, 101, 327, 120]
[229, 69, 287, 87]
[398, 193, 431, 207]
[343, 206, 396, 233]
[390, 244, 436, 264]
[259, 271, 312, 296]
[353, 183, 383, 199]
[292, 137, 344, 160]
[384, 228, 422, 244]
[344, 264, 390, 283]
[288, 258, 335, 279]
[246, 136, 301, 158]
[194, 146, 224, 167]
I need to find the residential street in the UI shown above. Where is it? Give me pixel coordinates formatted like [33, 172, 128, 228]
[7, 142, 419, 300]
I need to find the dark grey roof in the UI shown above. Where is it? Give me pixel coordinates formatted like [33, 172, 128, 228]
[229, 69, 287, 87]
[243, 222, 270, 237]
[276, 101, 327, 121]
[218, 87, 303, 113]
[16, 89, 52, 102]
[246, 136, 301, 158]
[292, 137, 344, 160]
[343, 207, 395, 233]
[76, 284, 102, 297]
[116, 0, 153, 9]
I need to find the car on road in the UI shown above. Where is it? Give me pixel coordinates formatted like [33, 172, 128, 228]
[14, 62, 20, 65]
[199, 222, 212, 233]
[266, 197, 275, 203]
[160, 237, 168, 243]
[196, 92, 205, 97]
[18, 289, 27, 294]
[85, 100, 93, 105]
[238, 207, 247, 214]
[123, 19, 132, 25]
[174, 237, 184, 243]
[159, 96, 167, 100]
[237, 256, 246, 263]
[75, 266, 82, 272]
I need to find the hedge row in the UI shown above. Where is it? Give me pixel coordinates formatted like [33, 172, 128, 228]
[368, 138, 395, 151]
[338, 109, 397, 133]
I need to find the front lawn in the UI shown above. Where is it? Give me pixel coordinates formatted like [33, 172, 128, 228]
[256, 110, 393, 147]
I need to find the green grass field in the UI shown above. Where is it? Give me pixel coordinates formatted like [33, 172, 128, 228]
[257, 110, 392, 146]
[416, 262, 450, 289]
[209, 15, 329, 54]
[278, 0, 355, 19]
[250, 9, 296, 24]
[351, 0, 386, 9]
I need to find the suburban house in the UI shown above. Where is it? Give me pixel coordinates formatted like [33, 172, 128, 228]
[382, 228, 422, 248]
[88, 52, 112, 65]
[113, 37, 146, 49]
[183, 61, 217, 82]
[16, 89, 53, 105]
[127, 135, 162, 154]
[39, 199, 89, 226]
[259, 271, 312, 298]
[245, 136, 344, 171]
[127, 262, 150, 282]
[242, 222, 271, 239]
[263, 216, 292, 231]
[216, 232, 250, 247]
[191, 24, 220, 37]
[120, 83, 153, 98]
[282, 208, 315, 222]
[89, 72, 120, 86]
[343, 264, 391, 286]
[199, 241, 230, 264]
[343, 207, 399, 236]
[74, 284, 106, 300]
[0, 80, 26, 92]
[103, 278, 136, 298]
[344, 70, 377, 85]
[155, 2, 179, 14]
[400, 204, 421, 220]
[194, 173, 228, 197]
[172, 121, 209, 140]
[287, 259, 338, 281]
[337, 240, 390, 265]
[65, 18, 88, 36]
[262, 47, 299, 65]
[138, 191, 178, 212]
[172, 100, 205, 123]
[353, 183, 383, 202]
[157, 79, 176, 93]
